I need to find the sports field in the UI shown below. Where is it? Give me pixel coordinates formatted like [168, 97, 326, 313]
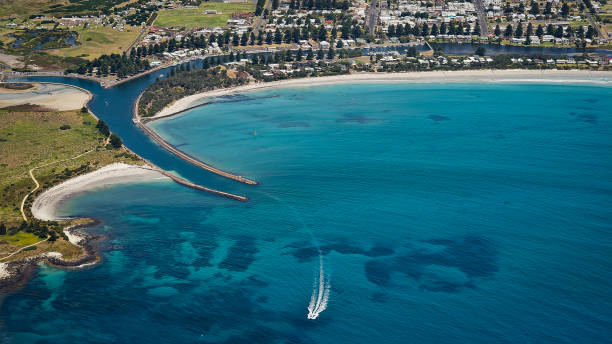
[154, 3, 255, 28]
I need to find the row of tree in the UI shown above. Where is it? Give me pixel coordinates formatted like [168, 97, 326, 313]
[287, 0, 350, 10]
[387, 21, 478, 37]
[123, 22, 363, 65]
[493, 23, 597, 40]
[502, 1, 573, 17]
[386, 21, 597, 40]
[68, 53, 150, 77]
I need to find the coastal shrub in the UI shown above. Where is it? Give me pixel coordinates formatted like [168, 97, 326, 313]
[59, 124, 71, 130]
[81, 106, 88, 113]
[96, 120, 110, 137]
[109, 134, 122, 148]
[24, 246, 37, 251]
[139, 66, 250, 117]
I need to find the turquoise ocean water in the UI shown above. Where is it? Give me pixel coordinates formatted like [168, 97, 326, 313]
[1, 82, 611, 343]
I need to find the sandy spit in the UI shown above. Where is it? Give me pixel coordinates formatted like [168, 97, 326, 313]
[150, 70, 612, 119]
[31, 163, 170, 221]
[0, 82, 90, 111]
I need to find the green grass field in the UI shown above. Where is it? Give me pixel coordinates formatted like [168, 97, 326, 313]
[0, 0, 67, 18]
[0, 231, 40, 246]
[49, 25, 140, 59]
[154, 3, 255, 28]
[0, 102, 143, 225]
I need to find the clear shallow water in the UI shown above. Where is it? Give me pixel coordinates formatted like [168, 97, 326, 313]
[2, 83, 612, 343]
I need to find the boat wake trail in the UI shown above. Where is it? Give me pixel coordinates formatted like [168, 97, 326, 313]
[259, 192, 330, 320]
[307, 255, 330, 319]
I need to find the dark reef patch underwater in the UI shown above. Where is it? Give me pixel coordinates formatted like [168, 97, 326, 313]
[2, 82, 612, 344]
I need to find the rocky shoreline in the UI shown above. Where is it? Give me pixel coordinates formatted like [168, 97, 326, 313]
[0, 220, 102, 294]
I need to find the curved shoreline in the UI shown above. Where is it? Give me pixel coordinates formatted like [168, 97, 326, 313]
[31, 163, 171, 221]
[133, 92, 259, 186]
[150, 70, 612, 120]
[0, 81, 93, 112]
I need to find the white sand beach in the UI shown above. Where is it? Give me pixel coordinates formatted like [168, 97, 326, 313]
[150, 70, 612, 119]
[0, 82, 90, 111]
[31, 163, 170, 221]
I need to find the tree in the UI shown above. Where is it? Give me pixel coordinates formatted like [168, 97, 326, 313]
[554, 26, 564, 38]
[577, 25, 585, 39]
[515, 24, 523, 38]
[109, 134, 122, 148]
[536, 24, 544, 37]
[505, 24, 513, 37]
[407, 46, 417, 57]
[494, 24, 501, 36]
[274, 28, 282, 43]
[472, 22, 480, 36]
[561, 2, 570, 17]
[529, 0, 540, 15]
[272, 0, 279, 10]
[431, 23, 439, 36]
[586, 25, 595, 39]
[317, 48, 324, 60]
[526, 23, 533, 37]
[327, 47, 335, 59]
[0, 223, 6, 236]
[475, 46, 486, 56]
[81, 106, 88, 113]
[296, 47, 303, 60]
[96, 120, 110, 137]
[318, 26, 327, 41]
[421, 23, 429, 36]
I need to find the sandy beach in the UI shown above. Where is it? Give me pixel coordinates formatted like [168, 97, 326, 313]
[31, 163, 170, 221]
[150, 70, 612, 119]
[0, 82, 90, 111]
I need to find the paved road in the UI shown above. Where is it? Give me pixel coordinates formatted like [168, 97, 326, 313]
[253, 0, 272, 35]
[366, 0, 379, 35]
[473, 0, 489, 36]
[578, 0, 608, 39]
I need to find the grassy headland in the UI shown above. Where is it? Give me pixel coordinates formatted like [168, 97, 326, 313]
[0, 100, 143, 262]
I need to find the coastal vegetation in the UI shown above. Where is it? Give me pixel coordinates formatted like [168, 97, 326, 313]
[0, 96, 143, 262]
[66, 52, 151, 77]
[138, 65, 250, 117]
